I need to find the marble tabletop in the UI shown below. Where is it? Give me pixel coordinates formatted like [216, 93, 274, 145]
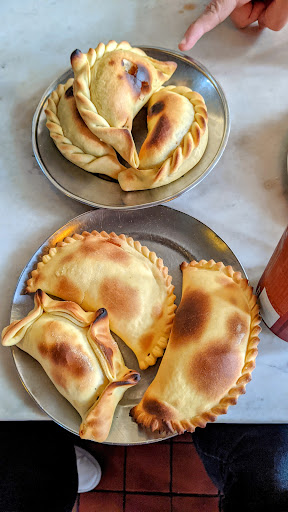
[1, 0, 288, 424]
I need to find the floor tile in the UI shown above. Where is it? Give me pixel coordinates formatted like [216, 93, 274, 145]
[172, 496, 219, 512]
[173, 432, 193, 443]
[125, 494, 171, 512]
[79, 442, 125, 491]
[79, 491, 123, 512]
[172, 443, 218, 495]
[126, 443, 170, 493]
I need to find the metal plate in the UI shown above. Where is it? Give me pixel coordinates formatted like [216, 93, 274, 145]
[11, 206, 244, 445]
[32, 46, 230, 210]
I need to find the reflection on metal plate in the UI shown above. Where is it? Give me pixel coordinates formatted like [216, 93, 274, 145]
[32, 47, 230, 210]
[11, 207, 245, 445]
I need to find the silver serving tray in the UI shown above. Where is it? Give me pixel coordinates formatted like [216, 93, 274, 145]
[10, 207, 246, 445]
[32, 46, 230, 210]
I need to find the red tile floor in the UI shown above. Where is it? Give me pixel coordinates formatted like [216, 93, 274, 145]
[73, 432, 220, 512]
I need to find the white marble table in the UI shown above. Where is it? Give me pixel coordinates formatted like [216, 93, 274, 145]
[1, 0, 288, 424]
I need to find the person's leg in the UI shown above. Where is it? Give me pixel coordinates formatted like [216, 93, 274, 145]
[0, 421, 78, 512]
[192, 424, 288, 512]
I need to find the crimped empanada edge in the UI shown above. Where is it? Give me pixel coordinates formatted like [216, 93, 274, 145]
[26, 230, 177, 368]
[130, 259, 261, 435]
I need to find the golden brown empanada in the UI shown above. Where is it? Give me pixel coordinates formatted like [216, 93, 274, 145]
[45, 78, 125, 178]
[130, 260, 261, 434]
[2, 290, 140, 442]
[26, 231, 176, 370]
[118, 86, 208, 190]
[71, 41, 177, 167]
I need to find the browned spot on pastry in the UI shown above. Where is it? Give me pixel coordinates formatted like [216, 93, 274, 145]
[152, 304, 163, 319]
[56, 275, 83, 303]
[65, 86, 74, 98]
[123, 60, 151, 96]
[140, 332, 154, 353]
[227, 312, 250, 345]
[189, 344, 243, 399]
[95, 340, 114, 369]
[99, 277, 140, 319]
[70, 49, 82, 64]
[193, 123, 201, 146]
[106, 238, 122, 248]
[142, 396, 177, 420]
[148, 101, 165, 117]
[146, 115, 171, 148]
[170, 290, 211, 345]
[38, 328, 92, 381]
[60, 237, 129, 266]
[214, 281, 250, 314]
[108, 59, 115, 66]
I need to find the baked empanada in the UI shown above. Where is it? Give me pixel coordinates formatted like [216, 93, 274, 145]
[45, 78, 125, 178]
[118, 86, 208, 190]
[71, 41, 177, 167]
[26, 231, 176, 370]
[130, 260, 261, 434]
[2, 290, 140, 442]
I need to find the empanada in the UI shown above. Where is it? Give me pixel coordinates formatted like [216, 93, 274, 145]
[2, 290, 140, 442]
[26, 231, 176, 370]
[45, 78, 125, 178]
[118, 86, 208, 190]
[71, 40, 177, 167]
[130, 260, 261, 434]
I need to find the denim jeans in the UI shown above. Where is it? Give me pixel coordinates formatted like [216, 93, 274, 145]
[193, 424, 288, 512]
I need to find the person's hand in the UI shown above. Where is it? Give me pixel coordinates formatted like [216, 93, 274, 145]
[179, 0, 288, 51]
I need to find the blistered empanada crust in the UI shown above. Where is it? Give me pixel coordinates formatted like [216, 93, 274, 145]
[118, 86, 208, 191]
[2, 290, 140, 443]
[44, 78, 125, 178]
[26, 230, 176, 370]
[71, 40, 177, 167]
[130, 260, 261, 435]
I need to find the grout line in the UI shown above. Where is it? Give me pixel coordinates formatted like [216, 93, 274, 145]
[89, 489, 219, 498]
[170, 439, 173, 512]
[123, 445, 127, 511]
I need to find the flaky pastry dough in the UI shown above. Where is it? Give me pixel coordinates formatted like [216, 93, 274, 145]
[2, 290, 140, 442]
[118, 86, 208, 190]
[71, 40, 177, 167]
[26, 231, 176, 369]
[130, 260, 261, 434]
[45, 78, 125, 178]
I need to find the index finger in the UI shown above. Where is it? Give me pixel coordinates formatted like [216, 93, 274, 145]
[179, 0, 242, 51]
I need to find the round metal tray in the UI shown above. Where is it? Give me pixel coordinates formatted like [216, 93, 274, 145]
[32, 46, 230, 210]
[10, 206, 245, 445]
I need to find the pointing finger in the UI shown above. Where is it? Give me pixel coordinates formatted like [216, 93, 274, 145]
[179, 0, 242, 50]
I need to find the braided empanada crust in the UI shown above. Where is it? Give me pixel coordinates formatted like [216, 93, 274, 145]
[71, 41, 177, 167]
[45, 78, 125, 178]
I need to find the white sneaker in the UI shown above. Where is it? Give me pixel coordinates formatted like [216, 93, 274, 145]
[75, 446, 102, 493]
